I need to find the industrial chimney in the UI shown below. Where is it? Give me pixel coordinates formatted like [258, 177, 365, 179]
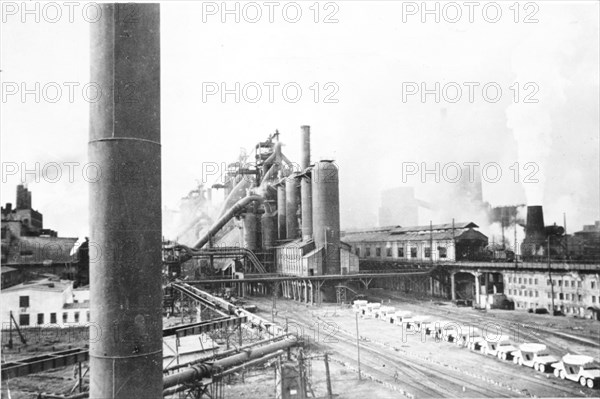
[312, 161, 341, 274]
[521, 205, 546, 257]
[89, 4, 163, 398]
[300, 126, 313, 240]
[525, 205, 545, 242]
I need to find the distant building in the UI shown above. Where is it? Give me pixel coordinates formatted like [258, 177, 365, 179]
[1, 276, 90, 328]
[503, 272, 599, 318]
[569, 221, 600, 261]
[343, 222, 488, 263]
[1, 185, 79, 275]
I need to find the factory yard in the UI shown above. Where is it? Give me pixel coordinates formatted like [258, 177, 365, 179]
[249, 291, 600, 398]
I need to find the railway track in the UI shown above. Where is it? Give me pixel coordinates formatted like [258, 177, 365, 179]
[256, 298, 522, 398]
[253, 295, 594, 398]
[344, 291, 597, 396]
[370, 290, 599, 356]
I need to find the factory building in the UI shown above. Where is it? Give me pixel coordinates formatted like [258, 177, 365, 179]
[342, 222, 488, 264]
[186, 126, 357, 279]
[503, 271, 599, 318]
[1, 185, 78, 274]
[1, 276, 90, 328]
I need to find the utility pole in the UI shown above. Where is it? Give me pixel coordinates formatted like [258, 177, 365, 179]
[514, 223, 518, 268]
[324, 353, 333, 399]
[355, 313, 362, 380]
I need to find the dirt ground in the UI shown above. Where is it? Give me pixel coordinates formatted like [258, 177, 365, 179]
[2, 291, 598, 398]
[248, 290, 600, 399]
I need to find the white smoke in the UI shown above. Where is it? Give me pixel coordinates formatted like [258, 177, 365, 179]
[506, 13, 579, 206]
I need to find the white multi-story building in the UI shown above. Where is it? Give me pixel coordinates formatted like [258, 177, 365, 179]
[1, 276, 90, 327]
[504, 271, 599, 317]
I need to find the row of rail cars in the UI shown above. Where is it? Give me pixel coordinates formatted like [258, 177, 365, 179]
[352, 300, 600, 389]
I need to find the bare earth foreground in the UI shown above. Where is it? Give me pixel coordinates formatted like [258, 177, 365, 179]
[2, 290, 599, 398]
[250, 289, 599, 399]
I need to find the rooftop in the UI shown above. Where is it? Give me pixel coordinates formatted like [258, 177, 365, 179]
[1, 277, 72, 293]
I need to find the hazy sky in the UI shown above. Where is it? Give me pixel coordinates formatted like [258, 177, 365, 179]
[1, 1, 599, 237]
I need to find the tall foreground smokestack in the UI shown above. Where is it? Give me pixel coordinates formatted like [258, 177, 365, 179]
[300, 126, 313, 240]
[312, 161, 341, 274]
[89, 4, 162, 398]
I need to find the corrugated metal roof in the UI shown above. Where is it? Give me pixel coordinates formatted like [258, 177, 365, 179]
[390, 222, 478, 234]
[341, 222, 486, 243]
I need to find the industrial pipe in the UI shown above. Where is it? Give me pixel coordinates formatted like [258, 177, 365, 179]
[89, 4, 163, 398]
[171, 281, 288, 336]
[164, 334, 292, 373]
[163, 338, 297, 389]
[193, 195, 263, 249]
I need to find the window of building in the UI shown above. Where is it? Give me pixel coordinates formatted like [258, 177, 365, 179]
[19, 314, 30, 326]
[559, 293, 564, 300]
[592, 281, 596, 289]
[63, 313, 68, 323]
[577, 281, 582, 288]
[438, 247, 447, 258]
[365, 247, 371, 257]
[19, 296, 29, 308]
[410, 247, 417, 258]
[355, 247, 360, 256]
[528, 278, 532, 284]
[376, 247, 381, 257]
[535, 291, 538, 297]
[37, 313, 44, 325]
[386, 247, 392, 257]
[558, 280, 562, 287]
[424, 247, 431, 258]
[50, 313, 57, 324]
[578, 295, 582, 302]
[534, 279, 538, 285]
[565, 293, 570, 300]
[509, 277, 512, 283]
[74, 312, 80, 323]
[593, 296, 597, 303]
[571, 281, 575, 288]
[398, 247, 404, 257]
[86, 311, 90, 322]
[518, 278, 522, 284]
[508, 289, 512, 295]
[547, 292, 551, 299]
[547, 279, 550, 286]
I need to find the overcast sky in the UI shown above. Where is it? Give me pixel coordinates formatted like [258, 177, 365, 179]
[1, 1, 599, 238]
